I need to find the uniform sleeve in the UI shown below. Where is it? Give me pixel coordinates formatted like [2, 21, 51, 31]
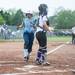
[42, 16, 48, 26]
[43, 16, 47, 22]
[39, 16, 47, 27]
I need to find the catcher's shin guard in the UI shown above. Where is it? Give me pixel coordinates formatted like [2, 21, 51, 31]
[39, 53, 45, 63]
[35, 50, 42, 65]
[36, 50, 42, 60]
[36, 47, 47, 64]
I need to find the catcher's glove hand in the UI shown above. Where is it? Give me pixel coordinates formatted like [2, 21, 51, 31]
[16, 24, 23, 30]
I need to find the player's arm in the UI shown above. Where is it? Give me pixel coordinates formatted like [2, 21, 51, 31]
[17, 24, 23, 30]
[17, 22, 24, 30]
[18, 24, 23, 28]
[42, 16, 53, 32]
[43, 22, 53, 32]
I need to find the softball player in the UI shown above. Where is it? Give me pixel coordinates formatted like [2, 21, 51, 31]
[35, 4, 51, 65]
[72, 26, 75, 44]
[18, 11, 36, 62]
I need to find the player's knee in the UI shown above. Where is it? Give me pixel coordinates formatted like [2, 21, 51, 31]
[39, 48, 47, 54]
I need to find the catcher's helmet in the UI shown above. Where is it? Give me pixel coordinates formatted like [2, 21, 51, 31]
[38, 4, 48, 15]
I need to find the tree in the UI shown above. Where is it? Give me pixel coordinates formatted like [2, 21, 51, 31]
[3, 12, 11, 24]
[13, 9, 24, 25]
[0, 10, 12, 25]
[52, 10, 75, 29]
[0, 15, 5, 25]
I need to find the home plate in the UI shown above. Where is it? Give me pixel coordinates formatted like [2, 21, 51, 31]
[16, 65, 38, 71]
[24, 65, 38, 68]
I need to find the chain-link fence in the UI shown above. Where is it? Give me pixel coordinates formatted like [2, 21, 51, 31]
[47, 29, 72, 37]
[0, 26, 23, 40]
[0, 26, 72, 41]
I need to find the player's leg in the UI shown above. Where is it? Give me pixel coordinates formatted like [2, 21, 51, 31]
[35, 31, 50, 65]
[23, 32, 29, 61]
[35, 31, 43, 64]
[72, 33, 75, 44]
[28, 32, 34, 54]
[39, 32, 50, 65]
[74, 34, 75, 44]
[72, 33, 74, 44]
[27, 32, 34, 60]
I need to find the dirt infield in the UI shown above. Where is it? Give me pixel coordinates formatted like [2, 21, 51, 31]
[0, 41, 75, 75]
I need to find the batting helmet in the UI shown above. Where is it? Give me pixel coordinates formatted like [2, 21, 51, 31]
[26, 10, 33, 16]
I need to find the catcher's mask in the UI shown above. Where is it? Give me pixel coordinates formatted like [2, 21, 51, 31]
[38, 4, 48, 16]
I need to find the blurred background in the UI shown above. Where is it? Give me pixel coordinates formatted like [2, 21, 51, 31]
[0, 0, 75, 41]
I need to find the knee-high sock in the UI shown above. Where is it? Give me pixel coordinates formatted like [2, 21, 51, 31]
[23, 49, 28, 57]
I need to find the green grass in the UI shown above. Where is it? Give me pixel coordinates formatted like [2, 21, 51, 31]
[0, 39, 23, 42]
[0, 36, 72, 42]
[47, 36, 72, 42]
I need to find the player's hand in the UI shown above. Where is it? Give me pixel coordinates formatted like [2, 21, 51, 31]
[16, 24, 23, 30]
[48, 27, 54, 32]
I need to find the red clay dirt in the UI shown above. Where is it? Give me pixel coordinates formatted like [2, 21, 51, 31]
[0, 41, 75, 75]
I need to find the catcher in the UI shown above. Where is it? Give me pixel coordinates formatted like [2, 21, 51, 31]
[35, 4, 52, 66]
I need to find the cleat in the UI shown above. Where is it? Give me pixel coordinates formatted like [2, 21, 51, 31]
[42, 62, 50, 66]
[24, 53, 30, 62]
[24, 57, 28, 62]
[35, 60, 42, 65]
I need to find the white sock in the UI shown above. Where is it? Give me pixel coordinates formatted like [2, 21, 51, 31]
[23, 49, 28, 57]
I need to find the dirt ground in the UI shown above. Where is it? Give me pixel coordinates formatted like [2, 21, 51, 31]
[0, 41, 75, 75]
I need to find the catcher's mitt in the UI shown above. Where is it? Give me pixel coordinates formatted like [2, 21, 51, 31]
[16, 24, 23, 30]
